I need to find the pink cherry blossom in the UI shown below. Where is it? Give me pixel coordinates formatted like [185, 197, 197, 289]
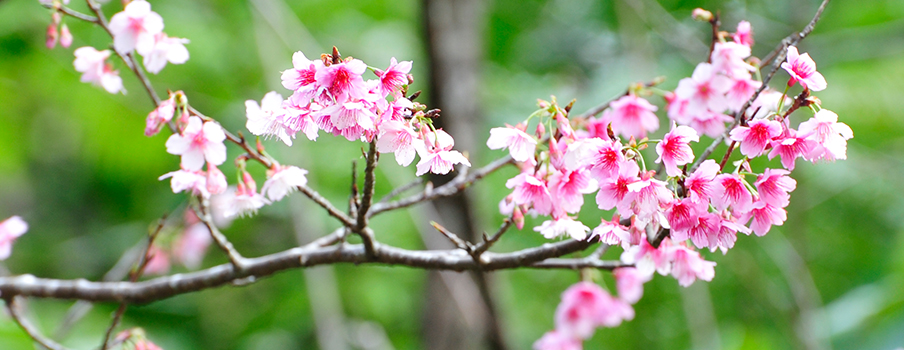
[108, 0, 164, 54]
[664, 198, 707, 237]
[710, 42, 753, 78]
[282, 51, 324, 103]
[614, 267, 650, 304]
[711, 217, 750, 254]
[60, 23, 73, 48]
[486, 124, 537, 162]
[314, 59, 368, 102]
[555, 282, 633, 339]
[626, 171, 673, 221]
[781, 46, 827, 91]
[141, 33, 189, 74]
[145, 95, 176, 136]
[768, 130, 816, 171]
[376, 120, 419, 166]
[282, 101, 322, 141]
[73, 47, 124, 94]
[682, 211, 722, 250]
[675, 63, 732, 114]
[733, 21, 754, 46]
[684, 159, 719, 204]
[320, 100, 377, 131]
[669, 243, 716, 287]
[159, 169, 209, 198]
[729, 119, 783, 157]
[798, 109, 853, 161]
[46, 22, 58, 49]
[415, 147, 470, 176]
[173, 221, 211, 269]
[747, 89, 790, 120]
[261, 165, 308, 202]
[602, 95, 660, 138]
[0, 216, 28, 260]
[592, 216, 630, 246]
[621, 237, 672, 277]
[711, 173, 753, 214]
[374, 57, 412, 97]
[534, 217, 590, 240]
[656, 125, 699, 177]
[224, 173, 270, 218]
[246, 91, 292, 145]
[206, 164, 227, 196]
[564, 138, 624, 180]
[165, 116, 227, 171]
[548, 169, 595, 216]
[740, 201, 787, 236]
[533, 331, 582, 350]
[595, 160, 639, 217]
[725, 77, 762, 112]
[754, 168, 796, 208]
[689, 111, 733, 138]
[508, 173, 554, 215]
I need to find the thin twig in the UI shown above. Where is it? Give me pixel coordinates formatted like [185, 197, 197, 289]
[376, 177, 424, 205]
[471, 219, 514, 257]
[194, 201, 249, 271]
[4, 296, 72, 350]
[430, 221, 472, 252]
[297, 185, 356, 227]
[42, 3, 99, 23]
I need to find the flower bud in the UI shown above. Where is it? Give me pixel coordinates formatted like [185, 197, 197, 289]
[46, 23, 58, 49]
[513, 206, 525, 230]
[60, 24, 72, 48]
[692, 8, 713, 22]
[206, 164, 227, 195]
[535, 122, 545, 139]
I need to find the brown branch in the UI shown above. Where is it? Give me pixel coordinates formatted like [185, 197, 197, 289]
[4, 296, 73, 350]
[471, 218, 514, 258]
[0, 237, 599, 304]
[194, 201, 249, 271]
[297, 184, 356, 227]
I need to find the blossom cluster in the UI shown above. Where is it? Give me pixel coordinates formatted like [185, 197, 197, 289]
[66, 0, 189, 94]
[487, 18, 852, 349]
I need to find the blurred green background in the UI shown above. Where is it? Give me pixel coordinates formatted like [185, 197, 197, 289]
[1, 0, 903, 349]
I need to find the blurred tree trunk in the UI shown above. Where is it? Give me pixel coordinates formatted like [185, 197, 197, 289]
[420, 1, 508, 350]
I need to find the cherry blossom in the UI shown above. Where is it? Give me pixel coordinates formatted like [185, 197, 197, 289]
[621, 237, 672, 277]
[534, 217, 591, 240]
[669, 243, 716, 287]
[73, 47, 124, 94]
[613, 267, 650, 304]
[725, 77, 762, 112]
[314, 59, 368, 101]
[729, 119, 783, 157]
[224, 172, 270, 218]
[595, 160, 639, 217]
[173, 221, 211, 269]
[533, 331, 582, 350]
[508, 172, 553, 215]
[376, 120, 419, 166]
[555, 282, 634, 339]
[799, 109, 853, 161]
[205, 164, 227, 196]
[158, 169, 209, 198]
[261, 165, 308, 202]
[548, 169, 595, 216]
[656, 125, 699, 177]
[754, 169, 796, 208]
[592, 216, 630, 246]
[141, 33, 189, 74]
[733, 20, 754, 47]
[711, 173, 753, 214]
[165, 116, 227, 171]
[60, 23, 72, 48]
[142, 245, 171, 275]
[374, 57, 412, 97]
[145, 95, 176, 136]
[0, 216, 28, 260]
[415, 130, 470, 176]
[781, 46, 827, 91]
[684, 159, 719, 204]
[602, 95, 660, 138]
[486, 124, 537, 162]
[246, 91, 292, 145]
[740, 201, 787, 236]
[108, 0, 164, 54]
[564, 138, 624, 180]
[626, 171, 673, 221]
[674, 63, 732, 115]
[768, 130, 816, 171]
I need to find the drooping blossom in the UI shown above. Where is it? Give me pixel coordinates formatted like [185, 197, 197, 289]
[60, 23, 73, 48]
[798, 109, 853, 161]
[747, 89, 790, 120]
[595, 160, 640, 217]
[141, 33, 189, 74]
[564, 138, 624, 180]
[108, 0, 164, 54]
[548, 169, 596, 216]
[261, 165, 308, 202]
[781, 46, 826, 91]
[205, 164, 227, 196]
[314, 58, 368, 101]
[740, 201, 787, 236]
[533, 331, 582, 350]
[145, 95, 176, 136]
[684, 159, 719, 204]
[374, 57, 412, 97]
[656, 125, 699, 177]
[689, 111, 733, 138]
[46, 21, 58, 49]
[754, 169, 796, 208]
[165, 116, 227, 171]
[621, 237, 672, 277]
[592, 216, 630, 246]
[664, 198, 707, 237]
[674, 63, 732, 114]
[613, 267, 650, 304]
[486, 124, 537, 162]
[729, 119, 783, 157]
[602, 95, 660, 139]
[158, 169, 209, 197]
[415, 129, 470, 176]
[173, 220, 211, 269]
[711, 217, 750, 254]
[711, 173, 753, 214]
[376, 120, 419, 166]
[768, 130, 816, 171]
[733, 21, 754, 46]
[224, 172, 270, 218]
[725, 77, 762, 112]
[0, 216, 28, 260]
[626, 171, 673, 221]
[246, 91, 292, 145]
[669, 243, 716, 287]
[73, 47, 124, 94]
[508, 172, 553, 215]
[319, 100, 377, 132]
[681, 212, 722, 250]
[710, 42, 753, 78]
[282, 51, 323, 103]
[555, 282, 634, 340]
[534, 217, 591, 241]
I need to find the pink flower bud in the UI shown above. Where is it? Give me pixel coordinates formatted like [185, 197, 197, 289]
[46, 23, 58, 49]
[513, 206, 525, 230]
[242, 171, 258, 193]
[60, 23, 72, 48]
[206, 164, 227, 195]
[535, 122, 545, 139]
[692, 8, 713, 22]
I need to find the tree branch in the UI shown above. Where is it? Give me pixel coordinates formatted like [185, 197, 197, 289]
[4, 296, 73, 350]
